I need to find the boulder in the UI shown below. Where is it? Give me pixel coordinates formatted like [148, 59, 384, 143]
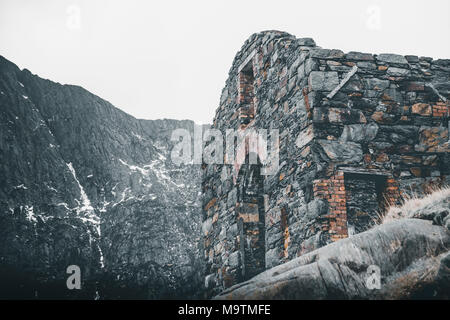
[215, 219, 450, 299]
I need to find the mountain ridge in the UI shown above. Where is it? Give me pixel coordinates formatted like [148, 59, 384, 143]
[0, 55, 204, 299]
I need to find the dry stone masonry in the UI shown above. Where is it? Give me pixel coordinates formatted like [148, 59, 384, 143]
[202, 30, 450, 296]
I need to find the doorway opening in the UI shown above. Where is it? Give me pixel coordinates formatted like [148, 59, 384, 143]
[236, 154, 265, 281]
[344, 172, 387, 235]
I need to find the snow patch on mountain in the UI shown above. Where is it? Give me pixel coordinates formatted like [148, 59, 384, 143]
[66, 162, 104, 268]
[66, 162, 95, 214]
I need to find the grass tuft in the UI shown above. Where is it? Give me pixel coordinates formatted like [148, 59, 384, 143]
[380, 186, 450, 224]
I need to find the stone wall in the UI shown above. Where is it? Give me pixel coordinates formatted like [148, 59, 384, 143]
[202, 30, 450, 296]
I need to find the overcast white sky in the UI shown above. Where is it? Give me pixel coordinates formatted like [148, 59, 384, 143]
[1, 0, 449, 124]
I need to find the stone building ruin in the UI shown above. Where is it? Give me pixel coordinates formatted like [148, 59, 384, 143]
[202, 30, 450, 296]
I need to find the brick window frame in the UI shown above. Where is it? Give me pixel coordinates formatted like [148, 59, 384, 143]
[237, 50, 257, 128]
[313, 170, 401, 241]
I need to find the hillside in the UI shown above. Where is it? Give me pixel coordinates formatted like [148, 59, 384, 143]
[0, 56, 204, 299]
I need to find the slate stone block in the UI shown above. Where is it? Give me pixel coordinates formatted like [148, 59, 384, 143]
[308, 71, 339, 91]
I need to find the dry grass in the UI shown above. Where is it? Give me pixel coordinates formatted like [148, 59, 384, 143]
[381, 186, 450, 224]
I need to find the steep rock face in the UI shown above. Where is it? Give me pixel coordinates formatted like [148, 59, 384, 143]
[0, 56, 203, 299]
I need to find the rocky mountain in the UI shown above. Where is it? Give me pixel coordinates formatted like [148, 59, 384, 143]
[0, 56, 204, 299]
